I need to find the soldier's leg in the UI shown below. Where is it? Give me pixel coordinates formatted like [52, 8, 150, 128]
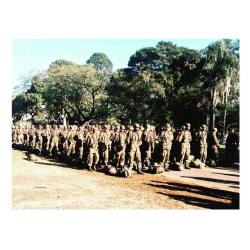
[93, 150, 99, 170]
[129, 150, 135, 169]
[79, 146, 84, 160]
[87, 148, 94, 171]
[180, 144, 186, 164]
[135, 148, 143, 174]
[120, 149, 126, 167]
[104, 148, 109, 167]
[49, 138, 55, 155]
[46, 137, 51, 151]
[184, 146, 191, 169]
[162, 148, 167, 164]
[203, 145, 207, 163]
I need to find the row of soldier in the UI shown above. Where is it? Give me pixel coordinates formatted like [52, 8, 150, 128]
[12, 122, 221, 174]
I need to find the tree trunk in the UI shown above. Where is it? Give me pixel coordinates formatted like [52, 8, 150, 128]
[209, 104, 215, 130]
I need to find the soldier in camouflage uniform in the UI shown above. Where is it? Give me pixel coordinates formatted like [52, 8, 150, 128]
[116, 125, 127, 168]
[127, 123, 144, 174]
[66, 125, 76, 157]
[42, 124, 51, 152]
[160, 123, 173, 168]
[208, 127, 220, 163]
[86, 126, 99, 171]
[49, 125, 59, 155]
[178, 123, 192, 169]
[35, 125, 43, 154]
[99, 125, 111, 168]
[28, 125, 36, 150]
[142, 124, 155, 168]
[198, 124, 208, 163]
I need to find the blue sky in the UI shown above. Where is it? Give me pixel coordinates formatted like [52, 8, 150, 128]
[13, 39, 219, 87]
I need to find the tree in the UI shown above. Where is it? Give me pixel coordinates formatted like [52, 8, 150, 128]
[202, 40, 239, 131]
[44, 64, 108, 124]
[12, 92, 44, 122]
[86, 52, 113, 75]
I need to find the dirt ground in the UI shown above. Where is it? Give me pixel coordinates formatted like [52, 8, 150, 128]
[12, 149, 240, 209]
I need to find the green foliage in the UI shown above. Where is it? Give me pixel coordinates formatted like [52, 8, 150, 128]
[12, 92, 44, 121]
[12, 41, 239, 130]
[86, 52, 113, 75]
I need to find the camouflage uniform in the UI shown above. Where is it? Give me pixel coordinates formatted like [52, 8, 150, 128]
[142, 125, 155, 167]
[66, 126, 76, 156]
[208, 128, 220, 163]
[86, 127, 99, 171]
[127, 124, 143, 174]
[35, 126, 43, 153]
[116, 125, 127, 167]
[28, 126, 36, 150]
[198, 124, 208, 163]
[179, 123, 192, 168]
[49, 125, 59, 155]
[99, 126, 111, 167]
[160, 123, 173, 166]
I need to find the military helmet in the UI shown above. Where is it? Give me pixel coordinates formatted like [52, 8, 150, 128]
[134, 123, 140, 128]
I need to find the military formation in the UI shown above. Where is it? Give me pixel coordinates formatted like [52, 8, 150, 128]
[12, 122, 236, 177]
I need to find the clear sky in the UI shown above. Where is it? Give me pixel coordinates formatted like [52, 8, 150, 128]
[13, 39, 219, 87]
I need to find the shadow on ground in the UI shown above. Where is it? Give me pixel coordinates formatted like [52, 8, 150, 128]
[180, 176, 239, 186]
[146, 181, 239, 209]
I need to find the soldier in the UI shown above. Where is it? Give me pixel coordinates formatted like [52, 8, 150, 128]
[208, 127, 220, 163]
[127, 123, 144, 174]
[12, 125, 17, 145]
[225, 128, 239, 167]
[49, 125, 59, 156]
[110, 125, 120, 164]
[28, 125, 36, 150]
[160, 123, 173, 168]
[178, 123, 192, 169]
[116, 125, 127, 168]
[42, 124, 51, 152]
[99, 125, 111, 168]
[16, 126, 24, 146]
[142, 124, 155, 168]
[23, 125, 30, 149]
[35, 125, 43, 154]
[198, 124, 208, 163]
[75, 126, 85, 160]
[66, 125, 76, 157]
[86, 126, 99, 171]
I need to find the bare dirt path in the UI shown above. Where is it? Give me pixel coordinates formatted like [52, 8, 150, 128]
[12, 150, 239, 209]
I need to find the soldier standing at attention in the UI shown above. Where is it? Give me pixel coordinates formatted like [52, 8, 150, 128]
[198, 124, 208, 163]
[116, 125, 127, 168]
[66, 125, 76, 157]
[49, 125, 59, 156]
[142, 124, 155, 168]
[29, 125, 36, 151]
[160, 123, 173, 168]
[127, 123, 144, 174]
[208, 127, 220, 163]
[35, 125, 43, 154]
[86, 126, 99, 171]
[178, 123, 192, 169]
[99, 125, 111, 168]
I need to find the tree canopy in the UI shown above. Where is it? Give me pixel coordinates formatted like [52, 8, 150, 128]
[12, 41, 239, 135]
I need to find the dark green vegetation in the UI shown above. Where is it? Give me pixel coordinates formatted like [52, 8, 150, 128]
[12, 40, 239, 136]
